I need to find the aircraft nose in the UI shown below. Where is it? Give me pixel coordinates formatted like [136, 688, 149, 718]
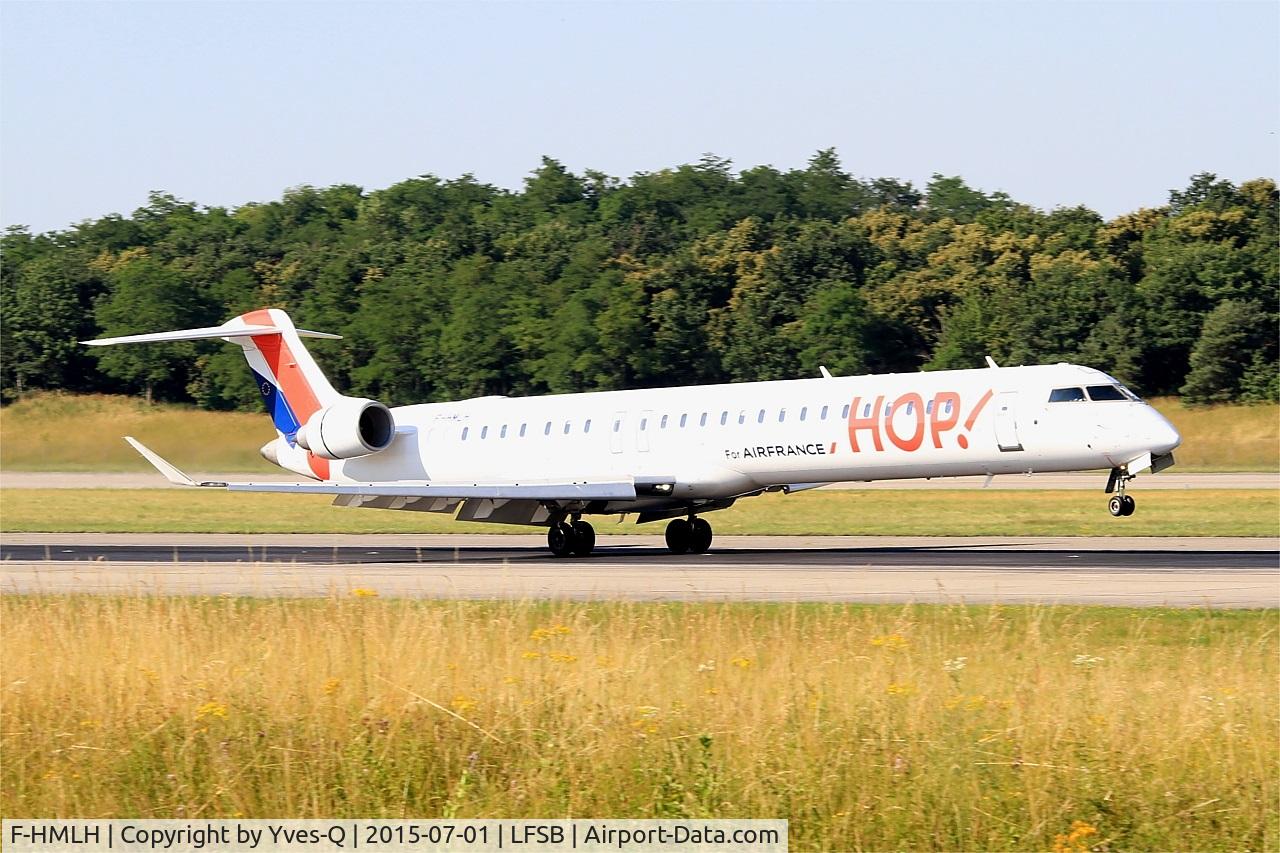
[1147, 411, 1181, 454]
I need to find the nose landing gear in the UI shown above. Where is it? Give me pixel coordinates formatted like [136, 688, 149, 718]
[665, 516, 713, 554]
[1105, 467, 1137, 517]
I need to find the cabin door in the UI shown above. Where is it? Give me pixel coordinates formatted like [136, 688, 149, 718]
[993, 391, 1024, 452]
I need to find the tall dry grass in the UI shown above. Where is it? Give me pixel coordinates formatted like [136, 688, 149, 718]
[2, 597, 1275, 851]
[0, 393, 273, 472]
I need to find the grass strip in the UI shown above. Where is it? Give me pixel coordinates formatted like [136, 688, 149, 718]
[3, 597, 1274, 851]
[2, 488, 1277, 537]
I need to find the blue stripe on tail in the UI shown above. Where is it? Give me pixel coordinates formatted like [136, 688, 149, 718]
[252, 368, 301, 446]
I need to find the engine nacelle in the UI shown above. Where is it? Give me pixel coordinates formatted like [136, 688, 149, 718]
[296, 398, 395, 460]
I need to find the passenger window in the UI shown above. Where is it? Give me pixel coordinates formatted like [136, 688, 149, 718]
[640, 418, 648, 431]
[1087, 385, 1127, 401]
[519, 423, 527, 438]
[584, 419, 592, 433]
[800, 406, 807, 421]
[926, 400, 933, 414]
[884, 403, 891, 416]
[905, 401, 914, 415]
[721, 411, 729, 426]
[481, 426, 488, 439]
[564, 421, 571, 434]
[500, 425, 508, 438]
[699, 413, 708, 427]
[613, 419, 621, 432]
[660, 414, 669, 429]
[544, 422, 552, 435]
[738, 411, 747, 425]
[778, 409, 786, 423]
[757, 409, 766, 423]
[1049, 387, 1086, 403]
[944, 400, 953, 414]
[461, 427, 469, 440]
[679, 414, 688, 428]
[820, 405, 829, 420]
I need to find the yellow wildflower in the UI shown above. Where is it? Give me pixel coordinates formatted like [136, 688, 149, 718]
[730, 657, 753, 669]
[886, 682, 914, 696]
[350, 588, 378, 598]
[195, 700, 228, 721]
[870, 634, 909, 650]
[451, 695, 477, 713]
[1051, 820, 1098, 853]
[322, 677, 341, 696]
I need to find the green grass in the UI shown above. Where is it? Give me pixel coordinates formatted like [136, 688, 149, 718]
[3, 597, 1275, 851]
[2, 392, 1277, 472]
[2, 488, 1276, 537]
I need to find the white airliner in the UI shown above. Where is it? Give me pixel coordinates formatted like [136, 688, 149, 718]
[88, 308, 1181, 557]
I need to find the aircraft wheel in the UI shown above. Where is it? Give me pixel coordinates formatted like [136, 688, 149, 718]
[689, 517, 713, 554]
[571, 520, 596, 556]
[548, 521, 576, 557]
[1107, 496, 1125, 517]
[1121, 495, 1136, 516]
[665, 518, 692, 555]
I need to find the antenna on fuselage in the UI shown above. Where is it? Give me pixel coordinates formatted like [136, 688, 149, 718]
[984, 356, 999, 369]
[818, 366, 834, 379]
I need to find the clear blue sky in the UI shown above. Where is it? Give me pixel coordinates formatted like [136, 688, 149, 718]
[2, 1, 1276, 233]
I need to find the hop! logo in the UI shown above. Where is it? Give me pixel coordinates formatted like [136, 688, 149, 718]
[848, 390, 993, 453]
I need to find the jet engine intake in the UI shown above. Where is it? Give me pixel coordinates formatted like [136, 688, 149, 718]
[296, 398, 395, 460]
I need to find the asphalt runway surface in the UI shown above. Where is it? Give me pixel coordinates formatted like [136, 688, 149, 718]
[4, 534, 1277, 607]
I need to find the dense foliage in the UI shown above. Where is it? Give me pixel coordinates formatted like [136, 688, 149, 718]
[2, 153, 1275, 407]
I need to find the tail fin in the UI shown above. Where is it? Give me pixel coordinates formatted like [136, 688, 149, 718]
[85, 308, 342, 445]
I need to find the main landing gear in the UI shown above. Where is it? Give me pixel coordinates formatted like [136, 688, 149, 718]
[1106, 466, 1137, 517]
[547, 519, 596, 558]
[665, 516, 713, 555]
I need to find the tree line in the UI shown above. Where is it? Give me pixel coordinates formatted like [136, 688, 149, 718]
[2, 152, 1275, 409]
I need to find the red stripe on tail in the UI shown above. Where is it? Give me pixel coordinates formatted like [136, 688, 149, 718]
[242, 309, 324, 425]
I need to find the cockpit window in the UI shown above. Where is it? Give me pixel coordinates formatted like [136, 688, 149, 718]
[1087, 385, 1128, 401]
[1049, 387, 1085, 402]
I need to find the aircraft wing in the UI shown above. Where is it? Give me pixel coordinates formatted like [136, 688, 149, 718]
[124, 437, 637, 501]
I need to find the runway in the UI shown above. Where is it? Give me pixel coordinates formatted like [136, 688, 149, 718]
[3, 534, 1277, 607]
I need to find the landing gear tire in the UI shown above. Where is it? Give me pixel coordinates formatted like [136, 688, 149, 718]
[689, 518, 713, 553]
[665, 518, 692, 555]
[548, 522, 575, 557]
[1108, 494, 1137, 517]
[571, 520, 596, 556]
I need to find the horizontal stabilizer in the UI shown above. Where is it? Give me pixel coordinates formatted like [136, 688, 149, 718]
[84, 322, 340, 346]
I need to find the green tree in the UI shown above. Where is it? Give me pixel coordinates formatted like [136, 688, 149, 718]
[1180, 300, 1275, 404]
[1, 256, 90, 395]
[92, 254, 200, 403]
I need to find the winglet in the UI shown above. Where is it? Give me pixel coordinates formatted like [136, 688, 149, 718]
[124, 436, 197, 486]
